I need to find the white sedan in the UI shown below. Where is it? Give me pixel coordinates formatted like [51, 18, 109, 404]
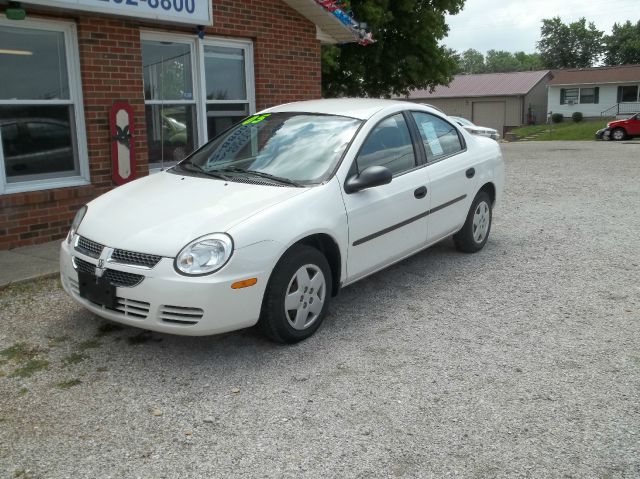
[60, 99, 504, 343]
[450, 116, 500, 141]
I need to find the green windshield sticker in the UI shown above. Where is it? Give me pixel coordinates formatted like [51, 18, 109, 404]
[242, 114, 271, 125]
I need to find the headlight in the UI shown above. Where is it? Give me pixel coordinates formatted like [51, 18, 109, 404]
[67, 205, 87, 244]
[174, 233, 233, 276]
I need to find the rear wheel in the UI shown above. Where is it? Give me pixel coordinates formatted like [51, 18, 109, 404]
[612, 128, 627, 141]
[453, 191, 492, 253]
[260, 245, 331, 343]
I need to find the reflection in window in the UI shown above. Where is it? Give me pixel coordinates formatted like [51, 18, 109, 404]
[1, 105, 78, 181]
[411, 112, 463, 161]
[204, 46, 246, 100]
[356, 114, 416, 175]
[0, 26, 69, 100]
[145, 105, 197, 168]
[142, 41, 193, 101]
[142, 39, 197, 169]
[0, 23, 82, 187]
[203, 44, 251, 140]
[206, 103, 249, 139]
[185, 113, 361, 184]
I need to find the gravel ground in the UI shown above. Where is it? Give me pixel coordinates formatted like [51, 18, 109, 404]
[1, 140, 639, 479]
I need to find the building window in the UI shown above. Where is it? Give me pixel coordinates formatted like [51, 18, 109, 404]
[0, 19, 88, 194]
[141, 34, 255, 170]
[618, 85, 639, 103]
[201, 41, 254, 140]
[142, 36, 198, 170]
[560, 88, 579, 105]
[579, 87, 599, 104]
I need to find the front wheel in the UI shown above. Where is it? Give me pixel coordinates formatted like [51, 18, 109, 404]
[453, 191, 492, 253]
[259, 245, 332, 343]
[611, 128, 627, 141]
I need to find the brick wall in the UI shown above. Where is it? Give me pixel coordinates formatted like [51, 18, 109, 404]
[0, 0, 321, 250]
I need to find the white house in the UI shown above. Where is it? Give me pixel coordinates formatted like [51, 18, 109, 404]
[548, 64, 640, 119]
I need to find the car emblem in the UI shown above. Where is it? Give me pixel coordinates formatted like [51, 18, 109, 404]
[95, 259, 106, 279]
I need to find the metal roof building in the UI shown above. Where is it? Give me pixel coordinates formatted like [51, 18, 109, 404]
[402, 70, 552, 134]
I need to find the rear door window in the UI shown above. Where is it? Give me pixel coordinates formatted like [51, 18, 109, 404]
[411, 112, 464, 162]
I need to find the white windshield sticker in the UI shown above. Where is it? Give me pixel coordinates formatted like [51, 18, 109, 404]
[420, 122, 444, 156]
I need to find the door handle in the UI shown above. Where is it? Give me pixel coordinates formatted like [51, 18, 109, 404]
[466, 168, 475, 178]
[414, 186, 427, 199]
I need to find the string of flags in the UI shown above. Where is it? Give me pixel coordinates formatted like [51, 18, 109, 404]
[314, 0, 375, 45]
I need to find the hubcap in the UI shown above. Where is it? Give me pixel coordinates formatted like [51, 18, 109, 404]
[472, 201, 490, 244]
[284, 264, 326, 330]
[613, 130, 624, 140]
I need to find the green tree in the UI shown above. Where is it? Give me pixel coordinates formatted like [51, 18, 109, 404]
[604, 20, 640, 66]
[513, 51, 544, 71]
[537, 17, 604, 68]
[458, 48, 485, 74]
[485, 50, 521, 73]
[322, 0, 465, 98]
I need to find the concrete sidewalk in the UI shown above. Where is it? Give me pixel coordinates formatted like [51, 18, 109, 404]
[0, 240, 61, 288]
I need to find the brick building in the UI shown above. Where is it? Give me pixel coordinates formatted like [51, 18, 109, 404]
[0, 0, 359, 250]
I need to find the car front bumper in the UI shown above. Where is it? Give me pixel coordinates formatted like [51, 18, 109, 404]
[595, 128, 611, 140]
[60, 238, 279, 336]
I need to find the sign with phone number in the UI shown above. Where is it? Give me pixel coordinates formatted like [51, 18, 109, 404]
[24, 0, 212, 25]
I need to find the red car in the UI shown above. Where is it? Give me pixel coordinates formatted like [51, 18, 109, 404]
[596, 113, 640, 140]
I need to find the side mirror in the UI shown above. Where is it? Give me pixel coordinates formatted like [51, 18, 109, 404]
[344, 165, 392, 194]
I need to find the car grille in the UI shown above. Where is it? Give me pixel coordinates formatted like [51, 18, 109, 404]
[111, 249, 162, 268]
[75, 236, 104, 259]
[68, 277, 150, 319]
[73, 257, 144, 288]
[159, 305, 204, 325]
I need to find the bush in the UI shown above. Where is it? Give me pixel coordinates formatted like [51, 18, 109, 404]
[551, 113, 564, 123]
[572, 111, 583, 122]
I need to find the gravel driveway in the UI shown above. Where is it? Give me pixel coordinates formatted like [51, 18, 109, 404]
[1, 140, 639, 479]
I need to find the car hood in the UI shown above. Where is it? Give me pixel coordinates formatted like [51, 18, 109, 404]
[77, 171, 307, 257]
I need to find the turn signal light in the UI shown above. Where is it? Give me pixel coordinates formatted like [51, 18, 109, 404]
[231, 278, 258, 289]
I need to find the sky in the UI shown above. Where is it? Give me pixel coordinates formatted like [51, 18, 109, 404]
[444, 0, 640, 54]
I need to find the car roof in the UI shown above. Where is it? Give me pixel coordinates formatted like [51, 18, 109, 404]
[262, 98, 428, 120]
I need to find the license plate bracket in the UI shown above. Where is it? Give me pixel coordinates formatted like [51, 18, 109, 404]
[78, 272, 116, 309]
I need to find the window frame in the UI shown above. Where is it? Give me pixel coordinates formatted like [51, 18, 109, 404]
[140, 31, 201, 172]
[350, 112, 421, 179]
[409, 110, 467, 165]
[198, 37, 256, 142]
[0, 17, 89, 195]
[618, 85, 639, 103]
[140, 32, 256, 171]
[579, 87, 599, 104]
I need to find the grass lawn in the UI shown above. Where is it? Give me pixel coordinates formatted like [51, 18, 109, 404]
[509, 118, 612, 141]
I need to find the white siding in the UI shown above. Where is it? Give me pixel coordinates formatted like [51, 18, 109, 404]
[548, 84, 626, 118]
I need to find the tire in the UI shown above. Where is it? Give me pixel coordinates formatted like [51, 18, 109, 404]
[260, 245, 332, 343]
[453, 190, 492, 253]
[611, 128, 627, 141]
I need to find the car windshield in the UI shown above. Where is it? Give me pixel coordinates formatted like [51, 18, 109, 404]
[451, 116, 474, 127]
[176, 112, 362, 186]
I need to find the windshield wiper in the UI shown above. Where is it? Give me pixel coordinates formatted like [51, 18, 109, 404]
[213, 166, 303, 187]
[178, 162, 232, 181]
